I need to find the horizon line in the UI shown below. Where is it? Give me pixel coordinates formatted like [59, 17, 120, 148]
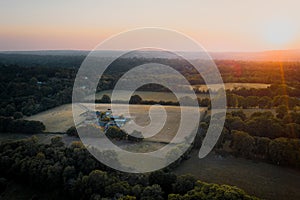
[1, 48, 300, 54]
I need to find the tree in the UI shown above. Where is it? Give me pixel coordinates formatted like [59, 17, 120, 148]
[106, 126, 127, 140]
[129, 95, 142, 104]
[105, 181, 130, 197]
[258, 96, 272, 108]
[149, 170, 176, 194]
[86, 170, 111, 195]
[231, 110, 246, 121]
[63, 166, 76, 183]
[131, 185, 142, 199]
[2, 118, 45, 134]
[231, 131, 255, 158]
[172, 174, 196, 195]
[118, 195, 136, 200]
[253, 137, 271, 158]
[225, 116, 245, 132]
[285, 123, 300, 138]
[237, 96, 247, 108]
[100, 94, 111, 103]
[66, 126, 78, 137]
[141, 184, 164, 200]
[246, 114, 285, 139]
[29, 77, 38, 85]
[276, 105, 288, 119]
[28, 120, 46, 133]
[4, 104, 15, 116]
[40, 97, 58, 110]
[13, 112, 23, 119]
[245, 96, 259, 108]
[198, 98, 211, 107]
[51, 136, 64, 147]
[268, 138, 288, 165]
[226, 94, 239, 108]
[168, 194, 183, 200]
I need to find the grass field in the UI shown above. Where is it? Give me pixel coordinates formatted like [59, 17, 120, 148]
[94, 83, 270, 102]
[25, 103, 206, 143]
[192, 82, 271, 91]
[25, 104, 75, 132]
[94, 90, 209, 102]
[174, 150, 300, 200]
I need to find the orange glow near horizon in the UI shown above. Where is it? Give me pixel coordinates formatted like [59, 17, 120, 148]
[1, 0, 300, 51]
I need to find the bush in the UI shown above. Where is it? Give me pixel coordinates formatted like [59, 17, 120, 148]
[66, 126, 78, 137]
[106, 126, 127, 140]
[13, 112, 23, 119]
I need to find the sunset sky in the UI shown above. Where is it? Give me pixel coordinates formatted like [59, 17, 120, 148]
[1, 0, 300, 51]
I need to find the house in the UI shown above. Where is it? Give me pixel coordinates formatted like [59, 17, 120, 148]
[97, 109, 128, 131]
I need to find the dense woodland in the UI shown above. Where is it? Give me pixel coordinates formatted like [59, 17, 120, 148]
[2, 58, 300, 118]
[1, 55, 300, 199]
[0, 137, 259, 200]
[197, 110, 300, 168]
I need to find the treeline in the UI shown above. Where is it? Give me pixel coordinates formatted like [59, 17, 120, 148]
[2, 59, 300, 119]
[0, 137, 259, 200]
[97, 92, 300, 110]
[0, 53, 86, 68]
[200, 110, 300, 168]
[3, 53, 300, 85]
[96, 94, 211, 107]
[216, 60, 300, 85]
[101, 58, 300, 94]
[227, 84, 300, 98]
[227, 94, 300, 109]
[0, 116, 45, 134]
[229, 130, 300, 168]
[0, 65, 75, 117]
[222, 110, 300, 139]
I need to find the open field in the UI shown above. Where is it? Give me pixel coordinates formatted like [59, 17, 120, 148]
[25, 103, 207, 143]
[94, 90, 209, 102]
[94, 83, 270, 102]
[174, 150, 300, 200]
[25, 104, 75, 132]
[192, 82, 271, 91]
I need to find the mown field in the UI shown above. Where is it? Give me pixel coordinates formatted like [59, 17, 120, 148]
[191, 82, 271, 91]
[94, 90, 208, 102]
[24, 103, 206, 135]
[174, 150, 300, 200]
[94, 83, 270, 102]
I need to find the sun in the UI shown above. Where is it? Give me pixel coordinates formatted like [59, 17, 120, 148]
[263, 19, 296, 47]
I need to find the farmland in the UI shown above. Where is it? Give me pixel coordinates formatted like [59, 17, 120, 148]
[174, 150, 300, 200]
[25, 103, 206, 143]
[93, 82, 270, 102]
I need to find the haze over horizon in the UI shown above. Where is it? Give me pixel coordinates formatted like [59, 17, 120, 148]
[1, 0, 300, 52]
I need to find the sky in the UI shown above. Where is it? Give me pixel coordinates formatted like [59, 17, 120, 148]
[1, 0, 300, 52]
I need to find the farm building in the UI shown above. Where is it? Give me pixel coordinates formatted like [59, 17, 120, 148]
[96, 109, 128, 132]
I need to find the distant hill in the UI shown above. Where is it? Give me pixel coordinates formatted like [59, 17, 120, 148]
[210, 49, 300, 62]
[0, 50, 89, 56]
[0, 49, 299, 68]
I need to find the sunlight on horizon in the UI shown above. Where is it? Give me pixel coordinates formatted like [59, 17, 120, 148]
[1, 0, 300, 51]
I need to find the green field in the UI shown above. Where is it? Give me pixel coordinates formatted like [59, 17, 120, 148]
[174, 150, 300, 200]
